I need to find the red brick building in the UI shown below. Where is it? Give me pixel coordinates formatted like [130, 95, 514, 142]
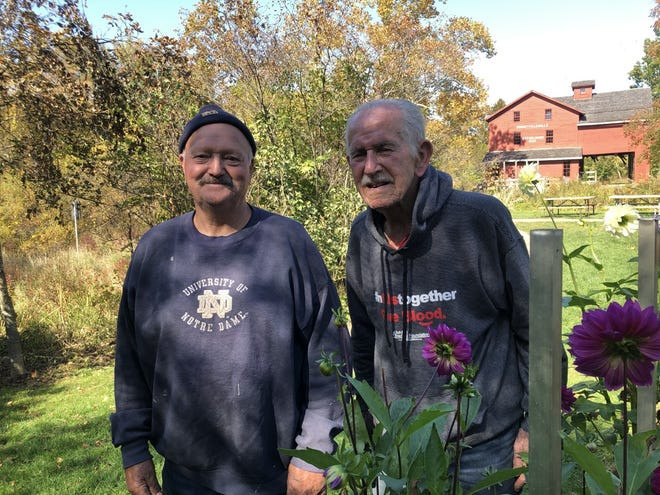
[483, 81, 652, 181]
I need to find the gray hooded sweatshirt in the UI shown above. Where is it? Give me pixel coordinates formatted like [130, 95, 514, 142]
[346, 166, 529, 446]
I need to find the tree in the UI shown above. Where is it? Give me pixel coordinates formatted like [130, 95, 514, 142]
[629, 1, 660, 97]
[93, 18, 207, 249]
[0, 0, 126, 215]
[628, 1, 660, 175]
[0, 246, 26, 379]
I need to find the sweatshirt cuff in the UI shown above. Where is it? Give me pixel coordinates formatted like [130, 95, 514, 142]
[294, 408, 341, 463]
[120, 439, 153, 468]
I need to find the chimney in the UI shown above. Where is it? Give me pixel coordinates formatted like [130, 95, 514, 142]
[571, 80, 595, 100]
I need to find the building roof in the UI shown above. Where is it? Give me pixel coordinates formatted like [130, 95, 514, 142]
[572, 80, 595, 89]
[486, 91, 582, 122]
[486, 87, 652, 124]
[483, 147, 583, 163]
[553, 87, 652, 125]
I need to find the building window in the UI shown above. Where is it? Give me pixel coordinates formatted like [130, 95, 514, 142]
[513, 111, 520, 122]
[546, 130, 554, 143]
[514, 132, 521, 144]
[545, 108, 552, 120]
[563, 161, 571, 177]
[580, 87, 586, 94]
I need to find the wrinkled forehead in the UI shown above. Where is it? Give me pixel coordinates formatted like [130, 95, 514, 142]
[347, 106, 405, 147]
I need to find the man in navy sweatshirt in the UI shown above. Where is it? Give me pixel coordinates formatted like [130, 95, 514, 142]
[344, 99, 530, 493]
[111, 104, 345, 494]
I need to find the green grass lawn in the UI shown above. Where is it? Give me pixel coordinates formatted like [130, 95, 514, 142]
[0, 366, 162, 494]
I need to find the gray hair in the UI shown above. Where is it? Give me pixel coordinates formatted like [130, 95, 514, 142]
[344, 99, 427, 152]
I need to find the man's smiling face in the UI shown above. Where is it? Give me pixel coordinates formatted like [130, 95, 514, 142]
[346, 105, 429, 215]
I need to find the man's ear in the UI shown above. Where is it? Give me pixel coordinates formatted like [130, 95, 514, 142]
[179, 153, 185, 172]
[415, 140, 433, 177]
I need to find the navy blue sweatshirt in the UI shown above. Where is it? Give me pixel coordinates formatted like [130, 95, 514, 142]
[111, 207, 344, 494]
[347, 167, 529, 446]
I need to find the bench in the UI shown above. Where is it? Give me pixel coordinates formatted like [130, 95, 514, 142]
[609, 194, 660, 212]
[544, 196, 596, 216]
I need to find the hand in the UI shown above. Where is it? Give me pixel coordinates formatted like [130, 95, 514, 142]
[512, 428, 529, 492]
[286, 463, 325, 495]
[124, 459, 163, 495]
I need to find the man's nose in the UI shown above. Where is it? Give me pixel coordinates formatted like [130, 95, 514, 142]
[208, 154, 225, 175]
[363, 150, 381, 174]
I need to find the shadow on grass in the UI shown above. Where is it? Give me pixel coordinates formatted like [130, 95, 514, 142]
[0, 320, 114, 387]
[0, 368, 128, 494]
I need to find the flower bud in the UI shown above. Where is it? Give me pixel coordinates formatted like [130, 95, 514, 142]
[324, 464, 347, 490]
[319, 361, 334, 376]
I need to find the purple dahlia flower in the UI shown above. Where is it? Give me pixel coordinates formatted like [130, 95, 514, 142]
[568, 299, 660, 390]
[561, 386, 576, 414]
[421, 324, 472, 376]
[651, 466, 660, 495]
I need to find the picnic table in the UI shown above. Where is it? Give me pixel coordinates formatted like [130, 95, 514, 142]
[543, 196, 596, 215]
[609, 194, 660, 211]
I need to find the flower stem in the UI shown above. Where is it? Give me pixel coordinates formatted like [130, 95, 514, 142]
[405, 363, 441, 422]
[381, 369, 403, 479]
[451, 391, 463, 495]
[537, 184, 580, 293]
[622, 365, 628, 495]
[586, 417, 609, 447]
[337, 374, 358, 455]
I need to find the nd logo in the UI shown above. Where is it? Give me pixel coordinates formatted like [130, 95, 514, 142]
[197, 289, 232, 318]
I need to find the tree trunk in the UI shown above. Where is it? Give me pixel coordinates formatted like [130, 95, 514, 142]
[0, 246, 26, 378]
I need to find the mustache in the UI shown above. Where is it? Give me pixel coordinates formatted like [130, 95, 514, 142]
[361, 172, 391, 187]
[198, 174, 233, 187]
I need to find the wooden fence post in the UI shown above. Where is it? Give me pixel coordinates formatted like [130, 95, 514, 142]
[528, 229, 563, 494]
[636, 218, 658, 433]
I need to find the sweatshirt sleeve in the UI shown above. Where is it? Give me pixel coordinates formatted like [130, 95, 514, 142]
[504, 233, 531, 430]
[290, 239, 346, 472]
[109, 257, 154, 468]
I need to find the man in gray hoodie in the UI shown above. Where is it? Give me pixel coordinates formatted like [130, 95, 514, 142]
[344, 99, 529, 493]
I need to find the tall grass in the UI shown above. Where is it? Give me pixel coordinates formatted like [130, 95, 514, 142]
[494, 176, 659, 218]
[1, 248, 128, 374]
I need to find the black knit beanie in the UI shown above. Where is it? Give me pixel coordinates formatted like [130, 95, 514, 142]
[178, 104, 257, 155]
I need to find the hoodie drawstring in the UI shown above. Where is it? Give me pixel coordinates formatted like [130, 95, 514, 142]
[380, 246, 413, 365]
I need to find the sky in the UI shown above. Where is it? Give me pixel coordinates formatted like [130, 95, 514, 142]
[80, 0, 656, 104]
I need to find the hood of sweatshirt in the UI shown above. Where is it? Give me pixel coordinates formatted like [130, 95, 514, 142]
[361, 166, 454, 362]
[364, 166, 454, 254]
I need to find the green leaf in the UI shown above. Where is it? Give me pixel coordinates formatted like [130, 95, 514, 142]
[390, 397, 415, 431]
[342, 393, 373, 452]
[347, 376, 392, 430]
[560, 432, 618, 495]
[399, 404, 453, 444]
[566, 244, 590, 259]
[425, 424, 449, 493]
[278, 447, 337, 469]
[465, 467, 527, 495]
[459, 393, 482, 431]
[379, 473, 406, 492]
[563, 294, 599, 310]
[574, 253, 604, 271]
[613, 430, 660, 495]
[561, 461, 578, 485]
